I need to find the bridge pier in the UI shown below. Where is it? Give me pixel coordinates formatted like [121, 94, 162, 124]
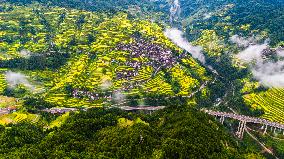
[236, 121, 246, 139]
[263, 125, 268, 135]
[240, 121, 246, 139]
[220, 116, 225, 124]
[237, 121, 242, 134]
[260, 124, 264, 130]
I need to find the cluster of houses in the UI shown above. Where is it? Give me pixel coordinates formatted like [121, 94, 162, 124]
[0, 106, 17, 115]
[42, 107, 78, 114]
[261, 46, 284, 58]
[72, 89, 112, 101]
[114, 37, 177, 80]
[71, 37, 179, 101]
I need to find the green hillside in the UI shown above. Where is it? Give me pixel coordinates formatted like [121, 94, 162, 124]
[0, 3, 210, 108]
[176, 0, 284, 126]
[0, 0, 284, 158]
[0, 107, 258, 158]
[44, 14, 210, 107]
[244, 88, 284, 124]
[180, 0, 284, 45]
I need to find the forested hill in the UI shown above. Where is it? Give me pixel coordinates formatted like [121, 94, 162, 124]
[2, 0, 169, 14]
[4, 0, 284, 45]
[0, 0, 283, 158]
[179, 0, 284, 45]
[0, 107, 254, 158]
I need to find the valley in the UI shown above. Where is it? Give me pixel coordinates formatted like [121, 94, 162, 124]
[0, 0, 284, 158]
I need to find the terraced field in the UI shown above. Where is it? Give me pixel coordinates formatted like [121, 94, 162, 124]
[0, 3, 105, 57]
[0, 3, 211, 108]
[0, 73, 7, 94]
[43, 14, 210, 107]
[0, 112, 39, 125]
[244, 88, 284, 124]
[0, 96, 21, 108]
[49, 112, 70, 128]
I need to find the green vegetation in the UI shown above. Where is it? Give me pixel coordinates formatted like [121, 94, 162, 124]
[244, 88, 284, 124]
[0, 74, 7, 94]
[193, 30, 226, 57]
[0, 107, 261, 158]
[48, 112, 70, 128]
[5, 0, 168, 17]
[0, 112, 39, 125]
[0, 0, 283, 158]
[0, 96, 20, 108]
[181, 0, 283, 45]
[0, 3, 210, 108]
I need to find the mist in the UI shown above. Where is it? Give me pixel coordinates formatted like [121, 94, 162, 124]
[276, 48, 284, 57]
[236, 43, 268, 62]
[19, 49, 32, 58]
[252, 60, 284, 87]
[170, 0, 181, 23]
[138, 99, 145, 106]
[230, 35, 265, 47]
[203, 13, 212, 20]
[236, 42, 284, 88]
[164, 28, 206, 64]
[5, 71, 34, 89]
[112, 90, 126, 103]
[230, 35, 253, 47]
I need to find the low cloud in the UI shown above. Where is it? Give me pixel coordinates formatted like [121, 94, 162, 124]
[138, 99, 145, 106]
[252, 60, 284, 87]
[230, 35, 265, 47]
[230, 35, 252, 47]
[276, 48, 284, 57]
[164, 28, 206, 64]
[5, 71, 34, 89]
[236, 43, 268, 62]
[203, 13, 212, 20]
[170, 0, 181, 23]
[19, 49, 32, 58]
[236, 42, 284, 87]
[112, 90, 125, 103]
